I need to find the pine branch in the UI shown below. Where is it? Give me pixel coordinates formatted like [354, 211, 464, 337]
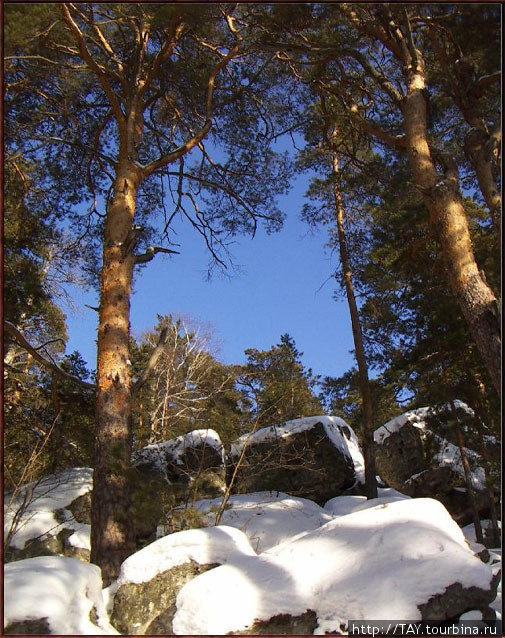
[134, 246, 180, 265]
[61, 3, 127, 147]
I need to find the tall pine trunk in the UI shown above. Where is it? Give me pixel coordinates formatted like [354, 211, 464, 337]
[90, 160, 140, 585]
[401, 59, 501, 395]
[331, 151, 378, 499]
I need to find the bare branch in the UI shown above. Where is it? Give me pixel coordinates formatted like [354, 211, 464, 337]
[476, 71, 501, 93]
[4, 321, 95, 391]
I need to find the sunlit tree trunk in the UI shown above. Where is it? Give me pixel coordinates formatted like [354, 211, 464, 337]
[90, 160, 141, 584]
[401, 55, 501, 395]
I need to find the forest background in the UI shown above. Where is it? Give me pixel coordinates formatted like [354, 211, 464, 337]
[3, 2, 500, 584]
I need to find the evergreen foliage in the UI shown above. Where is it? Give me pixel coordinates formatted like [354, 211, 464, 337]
[3, 3, 500, 579]
[238, 334, 324, 426]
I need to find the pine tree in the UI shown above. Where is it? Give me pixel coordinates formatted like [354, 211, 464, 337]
[239, 334, 323, 426]
[5, 4, 293, 581]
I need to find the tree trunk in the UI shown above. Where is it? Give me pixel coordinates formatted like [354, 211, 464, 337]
[451, 403, 484, 545]
[485, 486, 500, 548]
[331, 151, 378, 499]
[451, 61, 501, 238]
[401, 60, 501, 395]
[90, 160, 141, 585]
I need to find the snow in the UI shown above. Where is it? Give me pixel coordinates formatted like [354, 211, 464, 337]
[4, 556, 118, 635]
[374, 407, 430, 444]
[4, 467, 93, 550]
[324, 492, 410, 516]
[342, 424, 366, 484]
[168, 491, 334, 553]
[488, 549, 502, 620]
[433, 440, 486, 490]
[324, 494, 367, 516]
[67, 525, 92, 550]
[113, 525, 256, 588]
[133, 428, 225, 478]
[172, 498, 495, 635]
[378, 487, 410, 499]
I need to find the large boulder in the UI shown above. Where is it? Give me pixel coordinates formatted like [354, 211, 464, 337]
[373, 402, 491, 522]
[109, 526, 256, 635]
[228, 416, 364, 504]
[172, 498, 498, 634]
[4, 556, 116, 635]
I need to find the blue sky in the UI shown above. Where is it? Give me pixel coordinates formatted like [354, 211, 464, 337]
[62, 172, 357, 381]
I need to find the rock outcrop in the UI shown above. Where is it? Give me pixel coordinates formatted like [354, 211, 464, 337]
[373, 402, 491, 523]
[4, 468, 93, 564]
[133, 428, 226, 488]
[228, 416, 363, 504]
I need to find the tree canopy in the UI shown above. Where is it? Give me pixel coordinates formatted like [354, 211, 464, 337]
[4, 2, 500, 583]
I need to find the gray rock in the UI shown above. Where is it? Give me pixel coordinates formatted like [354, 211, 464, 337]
[4, 535, 64, 563]
[4, 618, 51, 635]
[134, 429, 226, 483]
[229, 610, 318, 635]
[229, 421, 356, 504]
[68, 492, 92, 524]
[438, 488, 492, 527]
[57, 529, 91, 562]
[5, 529, 91, 564]
[418, 572, 501, 621]
[133, 430, 227, 523]
[111, 561, 219, 634]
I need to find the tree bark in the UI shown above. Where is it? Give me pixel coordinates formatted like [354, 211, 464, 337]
[401, 58, 501, 395]
[464, 126, 501, 238]
[331, 151, 378, 499]
[90, 159, 141, 585]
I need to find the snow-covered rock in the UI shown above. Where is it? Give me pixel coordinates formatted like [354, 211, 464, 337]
[133, 428, 225, 484]
[229, 416, 363, 504]
[173, 498, 498, 635]
[324, 491, 410, 516]
[167, 491, 334, 553]
[4, 467, 93, 562]
[108, 526, 256, 635]
[373, 402, 490, 522]
[130, 429, 228, 543]
[4, 556, 117, 635]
